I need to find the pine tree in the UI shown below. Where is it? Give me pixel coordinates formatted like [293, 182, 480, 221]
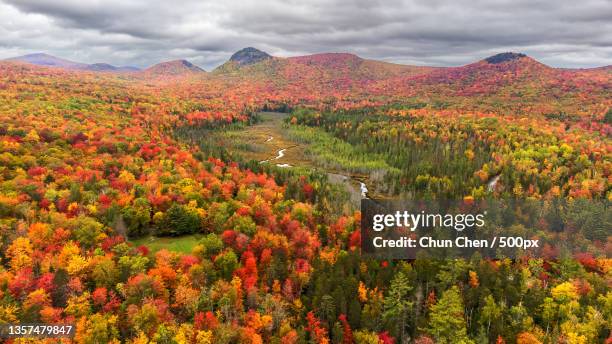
[479, 294, 502, 338]
[383, 270, 413, 341]
[426, 286, 473, 344]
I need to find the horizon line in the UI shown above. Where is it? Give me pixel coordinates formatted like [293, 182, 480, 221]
[3, 49, 612, 71]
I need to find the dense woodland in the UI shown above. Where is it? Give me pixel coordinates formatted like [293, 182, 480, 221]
[0, 53, 609, 344]
[286, 107, 610, 200]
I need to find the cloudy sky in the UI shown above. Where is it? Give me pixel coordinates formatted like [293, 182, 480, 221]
[0, 0, 610, 69]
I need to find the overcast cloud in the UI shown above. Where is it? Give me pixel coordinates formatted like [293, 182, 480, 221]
[0, 0, 610, 69]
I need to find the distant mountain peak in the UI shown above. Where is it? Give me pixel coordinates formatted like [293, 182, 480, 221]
[87, 63, 140, 72]
[143, 59, 205, 75]
[171, 60, 199, 68]
[22, 52, 53, 58]
[6, 52, 87, 69]
[5, 52, 139, 72]
[485, 52, 528, 64]
[229, 47, 272, 66]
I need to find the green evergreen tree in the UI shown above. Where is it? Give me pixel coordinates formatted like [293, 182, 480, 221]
[426, 286, 473, 344]
[383, 270, 413, 341]
[157, 203, 200, 236]
[479, 294, 502, 340]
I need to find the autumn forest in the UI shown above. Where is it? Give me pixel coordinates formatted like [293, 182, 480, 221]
[0, 46, 610, 344]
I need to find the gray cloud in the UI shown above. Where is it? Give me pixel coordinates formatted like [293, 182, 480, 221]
[0, 0, 610, 69]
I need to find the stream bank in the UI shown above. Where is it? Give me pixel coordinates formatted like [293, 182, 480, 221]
[258, 135, 369, 206]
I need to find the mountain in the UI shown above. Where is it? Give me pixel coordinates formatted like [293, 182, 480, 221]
[6, 53, 88, 69]
[366, 52, 611, 114]
[5, 53, 140, 72]
[215, 49, 434, 85]
[213, 47, 274, 73]
[86, 63, 140, 72]
[287, 53, 433, 79]
[6, 51, 608, 114]
[484, 52, 527, 64]
[407, 52, 549, 86]
[141, 59, 205, 76]
[211, 49, 440, 102]
[229, 47, 272, 66]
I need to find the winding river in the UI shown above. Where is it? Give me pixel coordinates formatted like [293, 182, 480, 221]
[259, 137, 369, 204]
[259, 148, 287, 164]
[259, 135, 500, 203]
[487, 174, 501, 192]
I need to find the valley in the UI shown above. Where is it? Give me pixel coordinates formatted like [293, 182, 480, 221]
[209, 111, 371, 207]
